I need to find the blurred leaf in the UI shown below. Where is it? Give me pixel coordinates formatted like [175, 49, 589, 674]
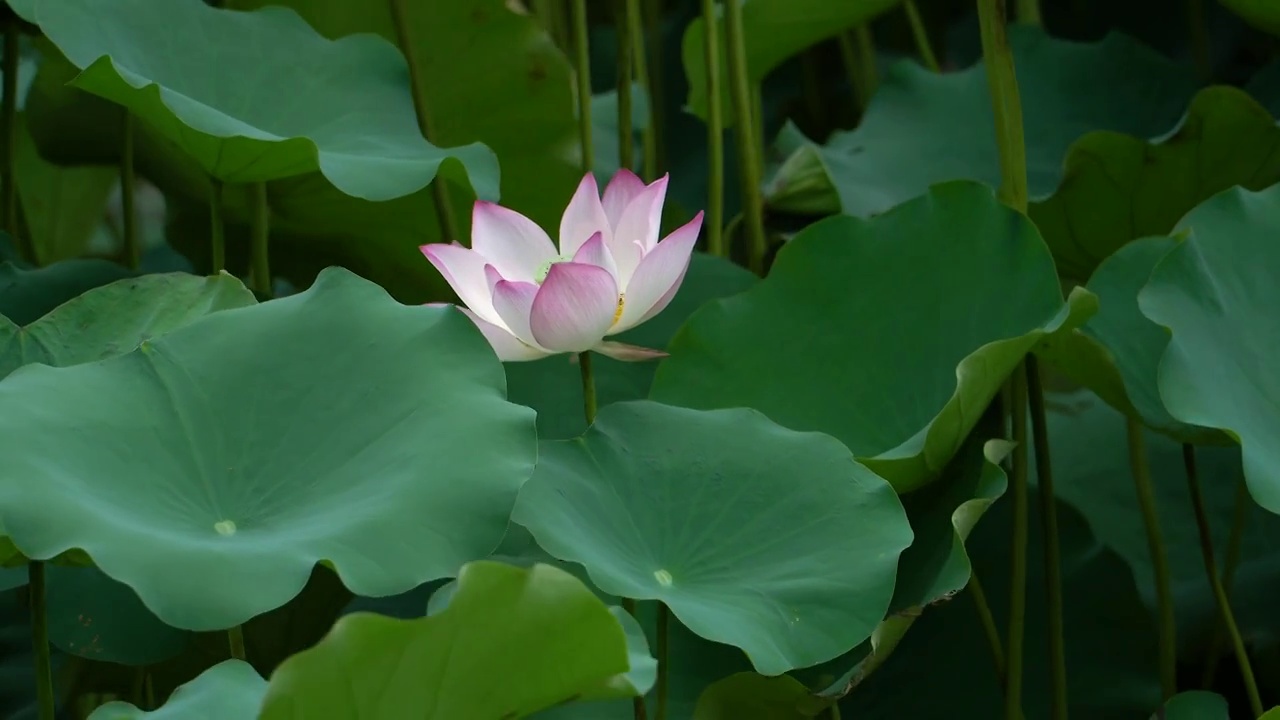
[0, 259, 134, 325]
[86, 660, 266, 720]
[1152, 690, 1230, 719]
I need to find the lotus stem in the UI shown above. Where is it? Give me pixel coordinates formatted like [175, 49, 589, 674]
[1184, 444, 1263, 717]
[570, 0, 593, 174]
[968, 570, 1008, 688]
[29, 561, 54, 720]
[655, 603, 670, 720]
[1125, 418, 1177, 700]
[1026, 356, 1067, 719]
[1016, 0, 1041, 25]
[616, 0, 635, 172]
[249, 181, 270, 296]
[227, 624, 247, 661]
[722, 0, 766, 274]
[623, 0, 656, 180]
[388, 0, 460, 244]
[1, 13, 24, 259]
[903, 0, 940, 72]
[208, 178, 226, 273]
[1003, 364, 1029, 720]
[578, 351, 597, 425]
[121, 111, 140, 269]
[700, 0, 725, 257]
[1201, 475, 1250, 687]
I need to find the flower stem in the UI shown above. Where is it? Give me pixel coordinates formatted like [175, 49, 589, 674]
[1125, 418, 1177, 700]
[1, 13, 24, 259]
[1201, 475, 1250, 688]
[722, 0, 766, 275]
[1015, 0, 1041, 25]
[616, 0, 634, 172]
[643, 0, 666, 176]
[655, 603, 670, 720]
[700, 0, 725, 257]
[968, 569, 1008, 688]
[1184, 444, 1263, 717]
[1004, 365, 1029, 720]
[570, 0, 593, 174]
[903, 0, 940, 72]
[388, 0, 460, 243]
[1025, 356, 1067, 720]
[121, 110, 140, 269]
[578, 351, 597, 425]
[208, 178, 226, 273]
[248, 181, 270, 297]
[624, 0, 656, 181]
[227, 624, 247, 661]
[854, 25, 878, 101]
[29, 561, 54, 720]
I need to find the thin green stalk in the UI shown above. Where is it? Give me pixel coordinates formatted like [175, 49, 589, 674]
[968, 570, 1007, 686]
[121, 111, 140, 269]
[975, 3, 1029, 713]
[1187, 0, 1210, 81]
[570, 0, 593, 174]
[616, 0, 635, 172]
[723, 0, 766, 274]
[655, 603, 670, 720]
[1004, 367, 1029, 720]
[1125, 418, 1177, 700]
[389, 0, 460, 243]
[837, 33, 869, 113]
[30, 561, 54, 720]
[208, 178, 226, 273]
[1201, 476, 1251, 688]
[902, 0, 940, 72]
[1026, 356, 1067, 720]
[227, 625, 247, 661]
[644, 0, 666, 176]
[700, 0, 725, 257]
[828, 703, 841, 720]
[801, 50, 827, 129]
[1184, 444, 1263, 717]
[248, 182, 270, 297]
[624, 0, 656, 180]
[533, 0, 567, 50]
[1015, 0, 1041, 25]
[1, 14, 23, 258]
[854, 25, 878, 101]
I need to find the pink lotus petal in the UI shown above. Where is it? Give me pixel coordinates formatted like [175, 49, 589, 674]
[472, 201, 558, 282]
[571, 231, 618, 282]
[491, 277, 542, 349]
[420, 243, 503, 326]
[612, 211, 702, 333]
[592, 340, 670, 362]
[559, 174, 612, 258]
[529, 262, 620, 353]
[601, 169, 647, 229]
[610, 174, 670, 285]
[444, 304, 551, 362]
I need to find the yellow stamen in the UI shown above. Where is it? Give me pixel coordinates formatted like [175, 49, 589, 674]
[612, 293, 625, 326]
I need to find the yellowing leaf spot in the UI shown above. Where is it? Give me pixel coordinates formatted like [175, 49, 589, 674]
[653, 569, 673, 587]
[214, 520, 237, 536]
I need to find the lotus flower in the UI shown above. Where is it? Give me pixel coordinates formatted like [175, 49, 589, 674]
[421, 169, 703, 362]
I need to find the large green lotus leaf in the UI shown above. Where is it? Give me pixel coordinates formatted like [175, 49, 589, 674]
[0, 568, 24, 592]
[22, 0, 497, 201]
[680, 0, 899, 126]
[1034, 236, 1226, 444]
[1030, 86, 1280, 282]
[513, 401, 912, 676]
[507, 252, 758, 440]
[258, 561, 644, 718]
[14, 111, 117, 266]
[786, 429, 1011, 698]
[86, 660, 267, 720]
[47, 566, 190, 666]
[692, 673, 825, 720]
[841, 486, 1160, 718]
[0, 259, 135, 325]
[1153, 691, 1230, 719]
[763, 27, 1197, 218]
[1137, 185, 1280, 515]
[1046, 390, 1280, 657]
[651, 181, 1095, 491]
[0, 267, 536, 630]
[0, 272, 257, 379]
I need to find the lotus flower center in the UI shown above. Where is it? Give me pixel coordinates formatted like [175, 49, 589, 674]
[535, 255, 572, 284]
[612, 293, 625, 326]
